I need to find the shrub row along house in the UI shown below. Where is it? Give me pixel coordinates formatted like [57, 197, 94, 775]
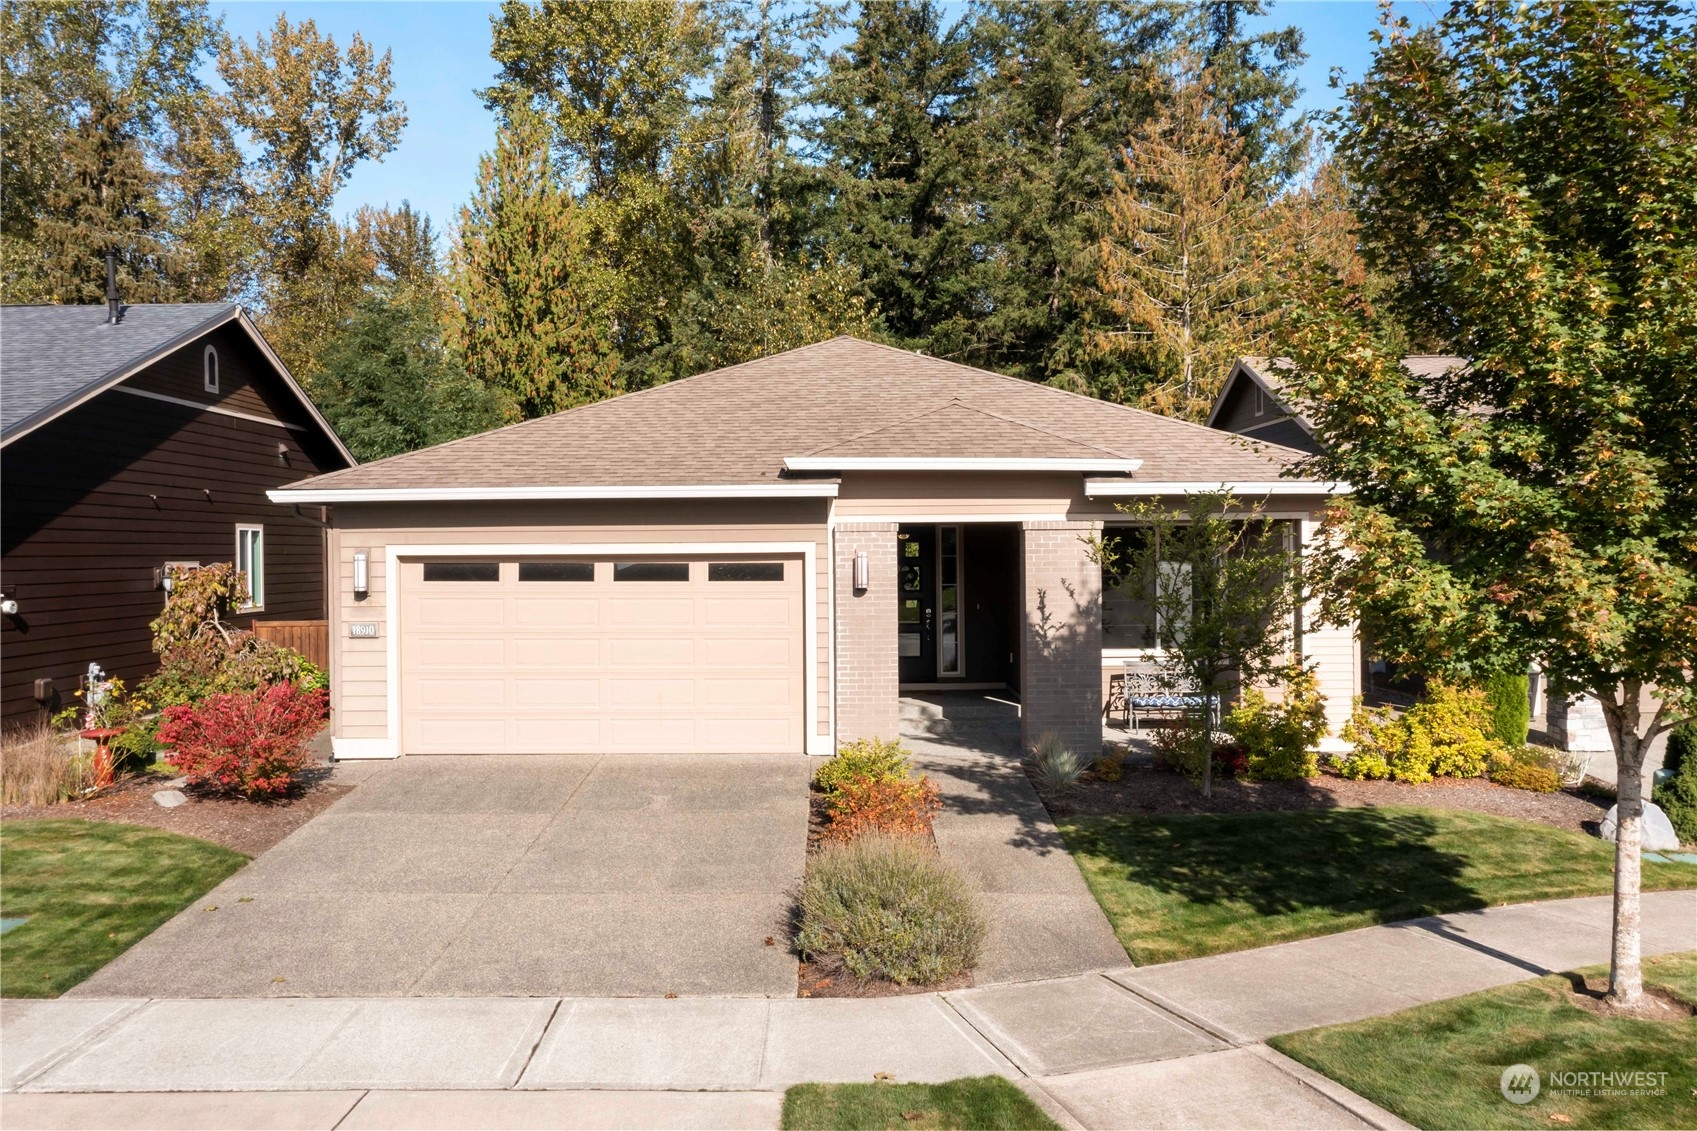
[265, 337, 1357, 760]
[0, 298, 353, 721]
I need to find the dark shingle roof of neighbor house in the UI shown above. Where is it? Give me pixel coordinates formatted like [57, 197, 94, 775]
[1, 302, 239, 440]
[283, 336, 1309, 493]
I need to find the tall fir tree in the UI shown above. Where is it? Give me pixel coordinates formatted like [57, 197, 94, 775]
[1194, 0, 1306, 185]
[809, 0, 980, 352]
[451, 110, 620, 418]
[967, 0, 1180, 383]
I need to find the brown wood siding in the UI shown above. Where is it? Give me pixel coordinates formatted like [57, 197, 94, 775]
[1, 351, 346, 721]
[119, 321, 305, 425]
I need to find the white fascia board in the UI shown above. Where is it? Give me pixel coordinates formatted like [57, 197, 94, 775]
[267, 482, 841, 504]
[784, 456, 1143, 473]
[1084, 479, 1351, 497]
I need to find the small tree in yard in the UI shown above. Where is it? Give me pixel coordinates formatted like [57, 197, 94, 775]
[1280, 5, 1694, 1007]
[1091, 491, 1303, 797]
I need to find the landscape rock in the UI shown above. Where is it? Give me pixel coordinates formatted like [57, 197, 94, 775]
[152, 790, 188, 809]
[1598, 802, 1681, 851]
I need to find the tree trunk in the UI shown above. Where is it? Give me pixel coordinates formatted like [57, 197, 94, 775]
[1599, 681, 1648, 1006]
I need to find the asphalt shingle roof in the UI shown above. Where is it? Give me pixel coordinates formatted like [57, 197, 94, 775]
[1, 303, 237, 439]
[289, 337, 1303, 493]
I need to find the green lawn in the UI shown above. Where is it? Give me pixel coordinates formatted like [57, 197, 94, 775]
[1270, 951, 1697, 1130]
[1057, 807, 1697, 965]
[1, 819, 247, 997]
[782, 1078, 1058, 1131]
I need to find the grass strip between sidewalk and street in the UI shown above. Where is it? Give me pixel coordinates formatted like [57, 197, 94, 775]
[2, 819, 247, 997]
[1057, 806, 1697, 965]
[1269, 950, 1697, 1130]
[781, 1076, 1060, 1130]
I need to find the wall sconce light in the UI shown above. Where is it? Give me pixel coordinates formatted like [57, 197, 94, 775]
[853, 550, 869, 593]
[153, 567, 174, 592]
[1, 596, 18, 617]
[352, 551, 369, 598]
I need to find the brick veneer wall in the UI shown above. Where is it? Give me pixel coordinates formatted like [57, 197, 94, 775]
[833, 522, 899, 746]
[1021, 520, 1103, 756]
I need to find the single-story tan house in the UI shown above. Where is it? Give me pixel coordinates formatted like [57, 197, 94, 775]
[269, 337, 1358, 759]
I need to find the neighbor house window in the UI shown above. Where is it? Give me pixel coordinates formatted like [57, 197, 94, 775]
[203, 345, 219, 393]
[235, 525, 263, 609]
[1252, 384, 1266, 417]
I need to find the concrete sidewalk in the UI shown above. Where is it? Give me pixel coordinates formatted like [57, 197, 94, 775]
[5, 891, 1691, 1129]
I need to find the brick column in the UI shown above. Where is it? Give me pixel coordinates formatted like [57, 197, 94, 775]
[833, 522, 899, 746]
[1020, 520, 1103, 756]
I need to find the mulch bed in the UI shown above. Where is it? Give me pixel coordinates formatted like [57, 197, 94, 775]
[0, 765, 350, 856]
[1035, 759, 1614, 837]
[796, 788, 972, 999]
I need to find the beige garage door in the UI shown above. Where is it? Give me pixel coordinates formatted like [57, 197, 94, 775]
[399, 555, 805, 754]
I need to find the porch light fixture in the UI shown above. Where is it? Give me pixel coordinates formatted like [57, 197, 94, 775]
[853, 550, 869, 593]
[352, 551, 369, 598]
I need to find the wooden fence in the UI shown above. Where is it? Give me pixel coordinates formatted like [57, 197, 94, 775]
[254, 620, 329, 670]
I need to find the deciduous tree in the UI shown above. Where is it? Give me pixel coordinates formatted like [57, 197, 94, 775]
[1280, 3, 1696, 1007]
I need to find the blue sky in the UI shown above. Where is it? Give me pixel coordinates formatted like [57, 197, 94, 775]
[214, 1, 1440, 232]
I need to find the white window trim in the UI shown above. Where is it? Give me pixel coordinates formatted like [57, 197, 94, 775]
[203, 344, 219, 393]
[352, 541, 826, 762]
[235, 524, 264, 611]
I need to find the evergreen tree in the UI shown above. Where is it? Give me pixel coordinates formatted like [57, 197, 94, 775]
[312, 288, 513, 462]
[451, 110, 620, 418]
[1092, 71, 1276, 418]
[485, 0, 713, 366]
[809, 0, 980, 351]
[1194, 0, 1306, 184]
[968, 0, 1180, 382]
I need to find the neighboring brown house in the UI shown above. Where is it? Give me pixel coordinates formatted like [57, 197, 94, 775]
[1, 302, 355, 721]
[268, 336, 1357, 761]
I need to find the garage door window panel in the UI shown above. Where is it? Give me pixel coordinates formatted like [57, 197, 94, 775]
[424, 562, 500, 582]
[708, 562, 785, 582]
[518, 561, 595, 582]
[614, 562, 690, 581]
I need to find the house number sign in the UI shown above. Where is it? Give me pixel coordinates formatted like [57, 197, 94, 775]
[348, 623, 379, 638]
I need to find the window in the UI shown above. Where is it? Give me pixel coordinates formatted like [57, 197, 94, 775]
[203, 345, 219, 393]
[1101, 528, 1156, 649]
[518, 561, 594, 582]
[1252, 383, 1266, 417]
[938, 525, 960, 676]
[235, 525, 263, 609]
[423, 562, 499, 582]
[614, 561, 689, 582]
[708, 562, 784, 582]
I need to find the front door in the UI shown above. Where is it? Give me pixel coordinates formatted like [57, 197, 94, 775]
[897, 526, 934, 684]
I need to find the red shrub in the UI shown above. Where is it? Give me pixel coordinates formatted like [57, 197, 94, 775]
[823, 773, 942, 842]
[1212, 743, 1251, 779]
[158, 683, 327, 799]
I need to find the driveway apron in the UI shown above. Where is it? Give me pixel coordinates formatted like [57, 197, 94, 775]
[70, 755, 809, 999]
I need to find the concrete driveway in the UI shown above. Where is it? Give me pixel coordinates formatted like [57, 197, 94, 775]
[72, 755, 810, 999]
